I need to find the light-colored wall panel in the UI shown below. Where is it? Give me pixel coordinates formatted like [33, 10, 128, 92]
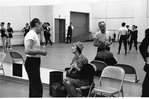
[92, 2, 107, 18]
[0, 6, 29, 30]
[106, 18, 134, 30]
[107, 1, 134, 18]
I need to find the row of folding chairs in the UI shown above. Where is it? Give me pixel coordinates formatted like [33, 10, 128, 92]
[77, 60, 140, 97]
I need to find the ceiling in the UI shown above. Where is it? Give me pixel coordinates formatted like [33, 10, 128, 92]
[0, 0, 139, 6]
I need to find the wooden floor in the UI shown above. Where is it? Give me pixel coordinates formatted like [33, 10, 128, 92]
[1, 41, 145, 83]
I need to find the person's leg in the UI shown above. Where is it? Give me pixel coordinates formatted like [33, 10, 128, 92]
[2, 37, 6, 52]
[44, 32, 47, 46]
[66, 35, 69, 44]
[123, 36, 127, 55]
[70, 34, 72, 43]
[118, 36, 122, 54]
[48, 36, 53, 46]
[64, 80, 77, 97]
[134, 38, 138, 52]
[142, 73, 149, 97]
[25, 57, 43, 97]
[129, 38, 133, 52]
[8, 38, 10, 49]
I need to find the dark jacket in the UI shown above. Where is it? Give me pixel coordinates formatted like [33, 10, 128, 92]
[67, 26, 72, 35]
[94, 50, 117, 66]
[139, 28, 149, 72]
[78, 64, 95, 84]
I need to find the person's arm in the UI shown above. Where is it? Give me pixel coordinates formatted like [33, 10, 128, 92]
[25, 39, 47, 56]
[117, 30, 120, 41]
[139, 39, 149, 63]
[93, 38, 99, 47]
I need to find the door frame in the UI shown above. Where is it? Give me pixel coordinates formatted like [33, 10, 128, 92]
[54, 18, 66, 43]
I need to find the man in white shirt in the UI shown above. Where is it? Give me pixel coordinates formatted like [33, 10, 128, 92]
[117, 22, 128, 55]
[24, 18, 47, 97]
[93, 21, 112, 52]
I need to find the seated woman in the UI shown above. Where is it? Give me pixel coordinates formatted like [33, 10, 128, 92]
[64, 42, 94, 97]
[94, 41, 117, 66]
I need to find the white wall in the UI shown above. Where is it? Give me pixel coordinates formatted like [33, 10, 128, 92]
[91, 0, 148, 42]
[0, 5, 53, 46]
[52, 4, 92, 42]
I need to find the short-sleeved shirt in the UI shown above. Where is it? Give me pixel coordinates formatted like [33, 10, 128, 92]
[118, 27, 128, 36]
[24, 30, 40, 57]
[94, 31, 111, 44]
[71, 54, 88, 69]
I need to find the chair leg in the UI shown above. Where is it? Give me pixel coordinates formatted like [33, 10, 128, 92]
[2, 65, 6, 83]
[94, 92, 97, 97]
[121, 88, 124, 97]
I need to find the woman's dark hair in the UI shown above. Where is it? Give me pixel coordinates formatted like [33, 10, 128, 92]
[122, 22, 126, 27]
[30, 18, 40, 28]
[76, 46, 82, 54]
[7, 23, 10, 25]
[47, 22, 50, 26]
[1, 22, 5, 25]
[126, 25, 129, 28]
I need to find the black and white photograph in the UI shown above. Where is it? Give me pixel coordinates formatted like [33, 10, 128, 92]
[0, 0, 149, 98]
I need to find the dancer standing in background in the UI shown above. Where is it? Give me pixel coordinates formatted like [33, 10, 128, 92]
[126, 25, 131, 46]
[66, 22, 74, 44]
[22, 23, 30, 37]
[93, 21, 112, 53]
[46, 22, 53, 47]
[0, 22, 7, 52]
[128, 25, 139, 53]
[117, 22, 128, 55]
[7, 22, 14, 50]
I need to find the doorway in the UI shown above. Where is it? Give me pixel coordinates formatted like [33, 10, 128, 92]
[55, 19, 65, 43]
[70, 12, 89, 38]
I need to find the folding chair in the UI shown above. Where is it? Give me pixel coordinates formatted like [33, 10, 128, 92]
[89, 66, 125, 97]
[76, 63, 97, 97]
[115, 63, 139, 83]
[90, 60, 107, 77]
[10, 51, 25, 64]
[0, 52, 6, 81]
[10, 51, 25, 77]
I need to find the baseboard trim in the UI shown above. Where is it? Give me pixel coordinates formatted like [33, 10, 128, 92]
[0, 75, 49, 89]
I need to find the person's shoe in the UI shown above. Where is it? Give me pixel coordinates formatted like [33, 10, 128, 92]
[127, 50, 130, 53]
[117, 52, 120, 54]
[43, 45, 46, 47]
[124, 52, 127, 55]
[137, 51, 140, 54]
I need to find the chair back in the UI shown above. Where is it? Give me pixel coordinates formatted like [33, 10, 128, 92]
[90, 60, 107, 71]
[10, 51, 24, 64]
[115, 63, 138, 82]
[101, 66, 125, 80]
[99, 66, 125, 96]
[0, 52, 6, 65]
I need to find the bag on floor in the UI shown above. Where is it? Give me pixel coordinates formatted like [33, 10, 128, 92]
[50, 82, 67, 97]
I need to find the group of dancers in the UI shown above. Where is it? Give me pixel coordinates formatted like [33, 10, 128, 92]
[118, 22, 139, 55]
[0, 22, 14, 52]
[0, 21, 53, 53]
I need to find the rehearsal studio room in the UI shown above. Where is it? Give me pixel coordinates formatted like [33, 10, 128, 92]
[0, 0, 149, 97]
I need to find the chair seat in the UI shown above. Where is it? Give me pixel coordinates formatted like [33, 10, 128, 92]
[76, 85, 91, 90]
[14, 61, 24, 65]
[124, 75, 139, 83]
[93, 86, 119, 95]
